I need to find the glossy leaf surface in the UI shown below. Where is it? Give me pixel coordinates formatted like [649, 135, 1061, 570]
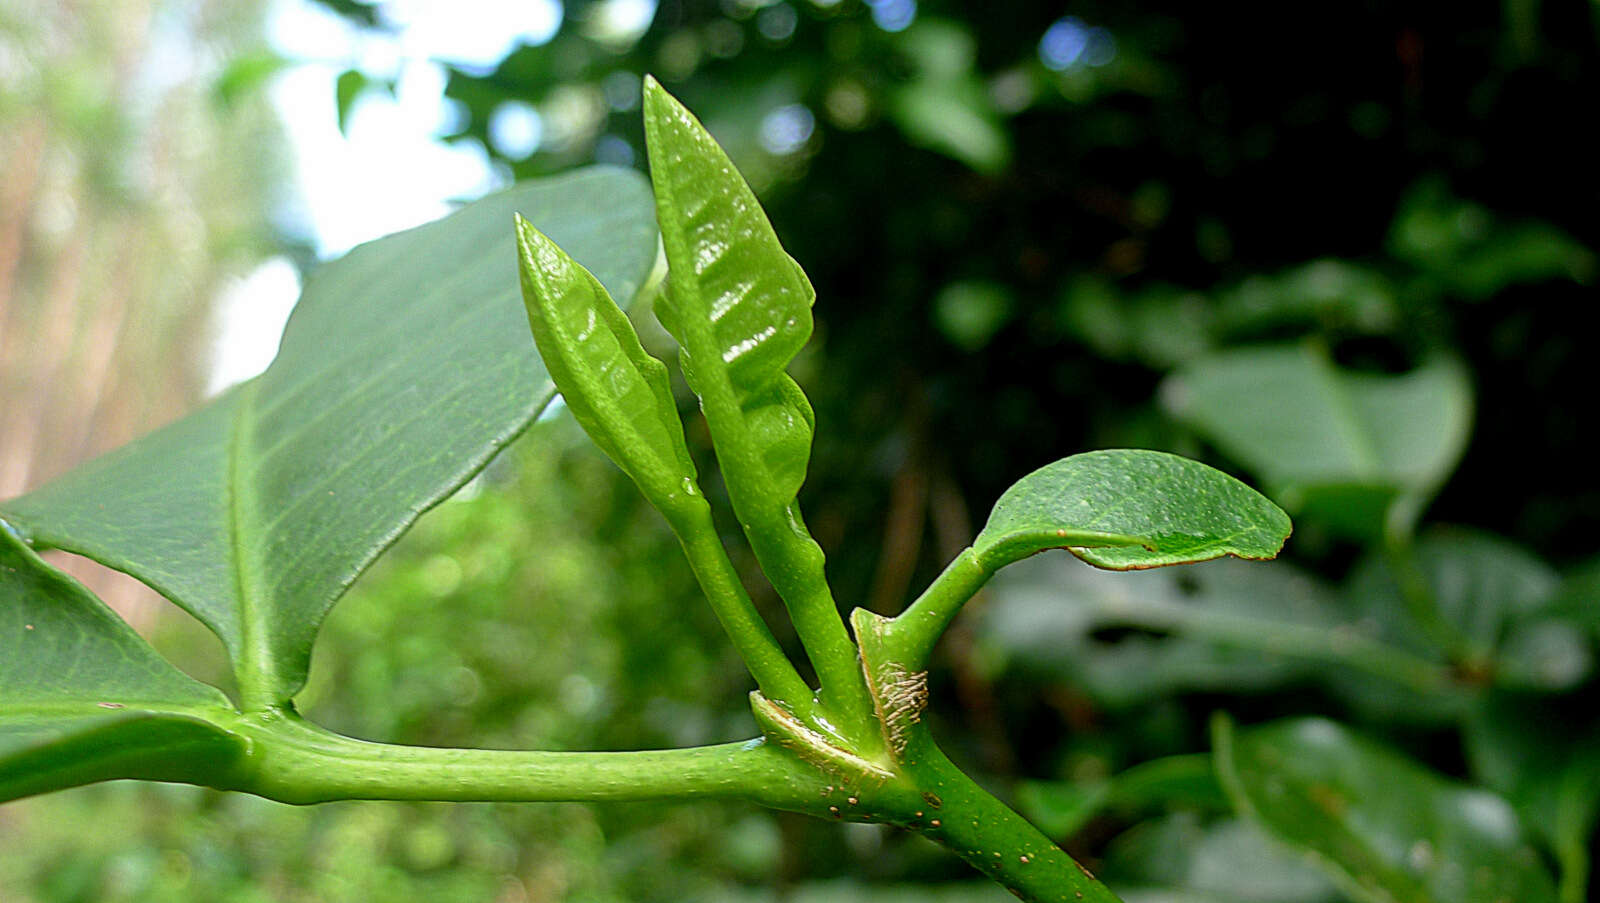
[642, 76, 817, 506]
[974, 449, 1290, 572]
[0, 168, 659, 701]
[0, 525, 240, 801]
[1162, 344, 1471, 538]
[515, 214, 698, 514]
[1215, 715, 1557, 903]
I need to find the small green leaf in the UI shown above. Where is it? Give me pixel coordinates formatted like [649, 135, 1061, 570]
[515, 214, 699, 516]
[974, 449, 1291, 573]
[1214, 714, 1558, 903]
[1162, 344, 1471, 539]
[1, 168, 659, 704]
[642, 75, 818, 508]
[0, 524, 241, 802]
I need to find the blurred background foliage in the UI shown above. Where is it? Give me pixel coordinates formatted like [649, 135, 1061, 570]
[3, 0, 1599, 900]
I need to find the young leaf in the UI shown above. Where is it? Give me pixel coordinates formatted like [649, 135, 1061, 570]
[0, 523, 241, 802]
[1214, 715, 1558, 903]
[641, 75, 818, 509]
[973, 449, 1291, 573]
[0, 168, 659, 705]
[641, 77, 873, 736]
[515, 214, 699, 516]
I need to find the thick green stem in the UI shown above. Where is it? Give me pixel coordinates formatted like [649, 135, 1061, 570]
[226, 708, 822, 808]
[905, 741, 1122, 903]
[886, 547, 991, 670]
[854, 608, 1123, 902]
[669, 500, 816, 720]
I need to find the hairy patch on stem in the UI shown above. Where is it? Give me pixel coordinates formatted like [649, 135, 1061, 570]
[868, 660, 928, 759]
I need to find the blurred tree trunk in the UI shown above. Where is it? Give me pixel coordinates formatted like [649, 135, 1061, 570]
[0, 0, 282, 628]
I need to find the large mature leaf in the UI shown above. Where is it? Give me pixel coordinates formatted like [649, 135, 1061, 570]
[1214, 715, 1557, 903]
[1161, 344, 1471, 538]
[0, 525, 240, 801]
[0, 168, 659, 701]
[973, 449, 1290, 572]
[515, 214, 698, 514]
[642, 76, 817, 507]
[1342, 529, 1587, 694]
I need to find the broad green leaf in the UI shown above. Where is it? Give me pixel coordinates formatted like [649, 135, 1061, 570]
[515, 214, 698, 514]
[1102, 815, 1343, 903]
[0, 524, 241, 802]
[1466, 694, 1600, 903]
[642, 76, 817, 507]
[1342, 529, 1587, 693]
[1161, 344, 1471, 538]
[1, 168, 659, 702]
[979, 553, 1435, 709]
[973, 449, 1290, 572]
[1214, 715, 1557, 903]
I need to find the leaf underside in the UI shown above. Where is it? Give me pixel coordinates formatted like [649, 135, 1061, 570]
[0, 167, 660, 702]
[0, 526, 241, 802]
[975, 449, 1291, 573]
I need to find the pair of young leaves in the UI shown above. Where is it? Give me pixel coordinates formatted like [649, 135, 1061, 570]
[517, 77, 815, 542]
[522, 78, 1290, 593]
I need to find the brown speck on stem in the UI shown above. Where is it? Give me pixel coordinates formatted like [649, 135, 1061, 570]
[1019, 854, 1030, 864]
[23, 624, 33, 630]
[929, 818, 941, 828]
[828, 806, 840, 817]
[847, 796, 858, 805]
[1076, 862, 1095, 880]
[914, 810, 923, 818]
[97, 702, 124, 709]
[922, 791, 943, 808]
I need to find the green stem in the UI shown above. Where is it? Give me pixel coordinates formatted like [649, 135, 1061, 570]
[905, 741, 1122, 903]
[670, 500, 816, 720]
[689, 362, 877, 744]
[886, 547, 991, 670]
[854, 608, 1123, 902]
[227, 708, 821, 808]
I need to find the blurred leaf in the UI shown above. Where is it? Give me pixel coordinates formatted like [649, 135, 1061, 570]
[213, 50, 290, 109]
[1215, 260, 1399, 337]
[1019, 754, 1225, 839]
[334, 68, 395, 135]
[1389, 178, 1595, 299]
[1214, 715, 1558, 903]
[1465, 694, 1600, 903]
[886, 20, 1011, 174]
[1347, 529, 1584, 689]
[1, 169, 660, 701]
[974, 449, 1290, 572]
[1162, 344, 1472, 539]
[1102, 814, 1343, 903]
[977, 555, 1430, 709]
[0, 525, 240, 802]
[933, 280, 1014, 350]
